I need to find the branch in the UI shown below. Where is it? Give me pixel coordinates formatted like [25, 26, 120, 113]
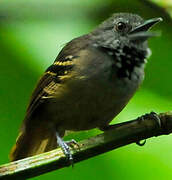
[0, 111, 172, 179]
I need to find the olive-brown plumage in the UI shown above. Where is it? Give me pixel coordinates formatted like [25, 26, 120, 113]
[10, 13, 162, 161]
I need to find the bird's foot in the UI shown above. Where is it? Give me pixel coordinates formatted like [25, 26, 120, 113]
[56, 133, 79, 166]
[137, 111, 161, 128]
[136, 111, 161, 146]
[60, 140, 74, 165]
[66, 139, 80, 149]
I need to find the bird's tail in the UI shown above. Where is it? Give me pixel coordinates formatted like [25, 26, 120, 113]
[9, 123, 58, 162]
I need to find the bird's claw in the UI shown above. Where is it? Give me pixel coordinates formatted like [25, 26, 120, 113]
[136, 139, 146, 146]
[66, 139, 80, 149]
[149, 111, 161, 128]
[137, 111, 161, 128]
[136, 111, 161, 146]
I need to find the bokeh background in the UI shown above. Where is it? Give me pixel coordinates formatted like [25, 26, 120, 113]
[0, 0, 172, 179]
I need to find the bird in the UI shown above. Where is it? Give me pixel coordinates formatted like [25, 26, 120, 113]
[10, 13, 162, 162]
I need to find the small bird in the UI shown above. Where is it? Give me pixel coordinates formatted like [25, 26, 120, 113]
[10, 13, 162, 162]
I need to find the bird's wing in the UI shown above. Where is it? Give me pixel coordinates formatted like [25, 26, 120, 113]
[24, 35, 90, 124]
[25, 59, 75, 122]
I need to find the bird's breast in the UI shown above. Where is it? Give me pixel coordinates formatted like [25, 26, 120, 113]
[49, 61, 144, 131]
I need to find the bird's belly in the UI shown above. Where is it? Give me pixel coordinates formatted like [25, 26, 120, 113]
[48, 70, 143, 131]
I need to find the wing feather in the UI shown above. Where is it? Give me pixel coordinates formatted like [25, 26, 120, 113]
[23, 35, 90, 124]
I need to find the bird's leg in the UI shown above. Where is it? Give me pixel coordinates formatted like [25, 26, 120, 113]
[56, 132, 80, 166]
[56, 132, 73, 165]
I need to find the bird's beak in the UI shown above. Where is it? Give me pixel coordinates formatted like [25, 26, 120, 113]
[129, 17, 163, 42]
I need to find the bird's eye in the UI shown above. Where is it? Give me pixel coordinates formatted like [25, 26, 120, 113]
[115, 22, 127, 32]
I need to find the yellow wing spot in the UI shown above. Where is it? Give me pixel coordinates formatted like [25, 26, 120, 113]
[65, 55, 73, 60]
[53, 60, 75, 66]
[44, 81, 60, 95]
[46, 71, 57, 76]
[59, 74, 72, 81]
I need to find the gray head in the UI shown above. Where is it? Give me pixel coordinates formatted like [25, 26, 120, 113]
[91, 13, 162, 78]
[91, 13, 162, 56]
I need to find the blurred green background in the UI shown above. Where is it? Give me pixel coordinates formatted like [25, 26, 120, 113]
[0, 0, 172, 179]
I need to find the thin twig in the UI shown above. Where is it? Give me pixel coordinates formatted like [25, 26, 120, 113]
[0, 111, 172, 179]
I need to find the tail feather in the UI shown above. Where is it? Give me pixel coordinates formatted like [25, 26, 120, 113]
[10, 124, 57, 161]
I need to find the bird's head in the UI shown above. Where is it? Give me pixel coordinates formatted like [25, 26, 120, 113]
[91, 13, 162, 58]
